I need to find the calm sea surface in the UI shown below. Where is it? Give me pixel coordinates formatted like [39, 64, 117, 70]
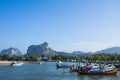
[0, 62, 120, 80]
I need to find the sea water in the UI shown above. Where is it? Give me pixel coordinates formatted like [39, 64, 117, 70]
[0, 62, 120, 80]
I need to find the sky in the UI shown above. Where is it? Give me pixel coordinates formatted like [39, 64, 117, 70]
[0, 0, 120, 54]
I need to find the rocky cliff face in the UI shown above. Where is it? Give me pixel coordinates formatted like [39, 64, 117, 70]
[27, 42, 56, 55]
[0, 47, 22, 56]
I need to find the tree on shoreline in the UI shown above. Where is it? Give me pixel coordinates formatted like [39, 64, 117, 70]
[0, 53, 120, 61]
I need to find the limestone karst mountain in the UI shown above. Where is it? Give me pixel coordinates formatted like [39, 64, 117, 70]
[0, 47, 22, 56]
[27, 42, 56, 55]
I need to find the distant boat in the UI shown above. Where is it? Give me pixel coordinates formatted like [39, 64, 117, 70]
[38, 61, 43, 64]
[37, 57, 43, 64]
[41, 57, 48, 61]
[11, 61, 23, 67]
[56, 61, 72, 68]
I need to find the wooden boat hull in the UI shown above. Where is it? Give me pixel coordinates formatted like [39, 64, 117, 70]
[56, 65, 70, 68]
[78, 69, 118, 75]
[70, 69, 78, 72]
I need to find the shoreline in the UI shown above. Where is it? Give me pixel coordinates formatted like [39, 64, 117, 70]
[0, 61, 36, 65]
[0, 61, 58, 65]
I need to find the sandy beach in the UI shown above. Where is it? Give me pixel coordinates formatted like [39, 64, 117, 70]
[0, 61, 36, 65]
[0, 61, 12, 65]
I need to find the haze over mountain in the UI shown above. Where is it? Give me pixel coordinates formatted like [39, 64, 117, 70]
[27, 42, 56, 56]
[27, 42, 87, 56]
[0, 47, 22, 56]
[96, 47, 120, 54]
[1, 42, 120, 56]
[71, 51, 87, 56]
[26, 42, 88, 56]
[60, 46, 120, 55]
[27, 42, 120, 56]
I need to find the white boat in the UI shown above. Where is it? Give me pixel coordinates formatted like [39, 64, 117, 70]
[38, 61, 43, 64]
[11, 61, 23, 67]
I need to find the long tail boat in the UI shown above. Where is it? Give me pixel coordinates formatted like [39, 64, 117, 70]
[78, 68, 118, 75]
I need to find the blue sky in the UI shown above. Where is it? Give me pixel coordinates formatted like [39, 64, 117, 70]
[0, 0, 120, 54]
